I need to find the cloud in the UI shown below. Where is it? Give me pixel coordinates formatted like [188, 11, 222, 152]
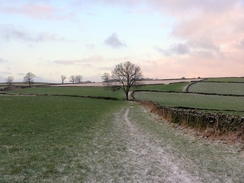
[2, 3, 54, 17]
[36, 32, 65, 42]
[170, 43, 190, 55]
[155, 39, 223, 58]
[54, 55, 104, 65]
[1, 71, 12, 75]
[0, 2, 74, 20]
[0, 75, 5, 82]
[241, 39, 244, 46]
[0, 58, 7, 63]
[86, 44, 95, 50]
[74, 0, 240, 16]
[0, 25, 65, 42]
[81, 55, 104, 62]
[104, 33, 127, 48]
[155, 43, 190, 56]
[145, 0, 239, 16]
[187, 40, 220, 52]
[140, 54, 244, 79]
[135, 8, 153, 14]
[54, 60, 79, 65]
[17, 73, 25, 76]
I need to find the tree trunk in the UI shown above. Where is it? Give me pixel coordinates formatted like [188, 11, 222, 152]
[125, 91, 129, 100]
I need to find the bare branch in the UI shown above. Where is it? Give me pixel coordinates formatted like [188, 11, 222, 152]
[61, 75, 66, 84]
[6, 76, 14, 86]
[102, 61, 143, 100]
[23, 72, 36, 87]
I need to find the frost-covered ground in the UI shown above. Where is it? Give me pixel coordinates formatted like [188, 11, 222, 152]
[78, 102, 244, 182]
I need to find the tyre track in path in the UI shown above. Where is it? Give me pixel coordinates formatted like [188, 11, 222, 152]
[122, 107, 200, 183]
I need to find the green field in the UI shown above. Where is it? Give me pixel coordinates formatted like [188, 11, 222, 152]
[1, 83, 188, 99]
[134, 92, 244, 116]
[1, 83, 244, 181]
[0, 96, 124, 182]
[138, 82, 188, 92]
[205, 77, 244, 82]
[189, 82, 244, 95]
[2, 86, 125, 100]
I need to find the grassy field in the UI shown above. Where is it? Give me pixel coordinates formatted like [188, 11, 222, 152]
[1, 83, 244, 181]
[205, 77, 244, 82]
[1, 96, 243, 182]
[134, 92, 244, 116]
[1, 83, 189, 99]
[0, 82, 54, 87]
[0, 95, 125, 182]
[1, 86, 125, 100]
[138, 82, 188, 92]
[188, 82, 244, 95]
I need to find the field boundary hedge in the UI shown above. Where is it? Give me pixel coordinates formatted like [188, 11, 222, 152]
[141, 101, 244, 143]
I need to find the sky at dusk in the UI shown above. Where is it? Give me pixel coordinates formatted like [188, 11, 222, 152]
[0, 0, 244, 82]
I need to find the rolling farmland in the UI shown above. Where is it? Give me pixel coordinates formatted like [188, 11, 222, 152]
[1, 77, 244, 182]
[0, 95, 243, 182]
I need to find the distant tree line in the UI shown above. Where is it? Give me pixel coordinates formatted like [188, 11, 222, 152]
[5, 72, 36, 87]
[5, 73, 84, 86]
[61, 75, 82, 84]
[5, 62, 142, 99]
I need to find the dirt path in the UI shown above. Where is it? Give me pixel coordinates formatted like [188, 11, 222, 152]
[81, 102, 244, 182]
[122, 107, 199, 182]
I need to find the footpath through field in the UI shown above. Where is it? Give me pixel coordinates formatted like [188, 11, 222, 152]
[82, 102, 244, 182]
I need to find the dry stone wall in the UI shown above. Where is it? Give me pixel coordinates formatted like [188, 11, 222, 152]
[143, 101, 244, 141]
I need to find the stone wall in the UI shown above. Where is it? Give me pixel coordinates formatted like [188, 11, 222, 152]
[142, 101, 244, 142]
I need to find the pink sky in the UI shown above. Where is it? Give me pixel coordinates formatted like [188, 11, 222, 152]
[0, 0, 244, 82]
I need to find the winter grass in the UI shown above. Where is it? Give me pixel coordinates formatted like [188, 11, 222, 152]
[134, 92, 244, 116]
[205, 77, 244, 83]
[2, 86, 125, 100]
[0, 96, 124, 182]
[2, 83, 188, 99]
[138, 82, 188, 92]
[57, 102, 244, 182]
[1, 96, 243, 182]
[189, 82, 244, 95]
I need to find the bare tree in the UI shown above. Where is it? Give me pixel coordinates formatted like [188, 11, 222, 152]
[23, 72, 36, 87]
[69, 75, 75, 83]
[102, 61, 143, 100]
[75, 75, 82, 83]
[6, 76, 14, 86]
[61, 75, 66, 84]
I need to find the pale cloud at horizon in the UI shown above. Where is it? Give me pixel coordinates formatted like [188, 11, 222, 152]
[0, 0, 243, 82]
[0, 24, 66, 42]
